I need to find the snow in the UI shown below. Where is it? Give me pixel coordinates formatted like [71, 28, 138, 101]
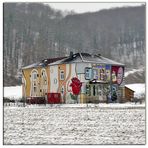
[4, 102, 145, 109]
[40, 103, 145, 108]
[125, 67, 144, 77]
[125, 83, 145, 98]
[4, 106, 145, 144]
[4, 86, 22, 100]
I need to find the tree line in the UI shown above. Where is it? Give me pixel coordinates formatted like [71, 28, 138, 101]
[3, 3, 145, 86]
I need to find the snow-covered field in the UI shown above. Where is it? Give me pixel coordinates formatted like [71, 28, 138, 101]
[3, 83, 146, 144]
[4, 86, 22, 100]
[4, 105, 145, 145]
[125, 67, 144, 77]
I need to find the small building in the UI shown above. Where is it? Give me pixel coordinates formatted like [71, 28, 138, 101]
[22, 52, 125, 104]
[124, 86, 135, 102]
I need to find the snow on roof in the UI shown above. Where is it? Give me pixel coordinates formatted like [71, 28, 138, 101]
[22, 52, 124, 69]
[22, 56, 67, 69]
[125, 83, 145, 98]
[125, 86, 135, 92]
[22, 62, 40, 69]
[49, 53, 124, 66]
[81, 53, 124, 66]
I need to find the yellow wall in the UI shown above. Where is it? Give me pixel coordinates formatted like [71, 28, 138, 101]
[46, 67, 50, 92]
[80, 94, 87, 103]
[22, 67, 50, 98]
[22, 64, 86, 103]
[22, 68, 32, 98]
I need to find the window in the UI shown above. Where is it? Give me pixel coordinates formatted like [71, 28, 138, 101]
[61, 86, 64, 96]
[54, 78, 57, 84]
[85, 68, 92, 80]
[92, 69, 98, 80]
[31, 70, 38, 96]
[60, 70, 65, 80]
[86, 84, 91, 96]
[32, 72, 37, 81]
[42, 70, 47, 85]
[100, 68, 105, 81]
[93, 85, 96, 96]
[106, 70, 110, 81]
[33, 87, 37, 93]
[41, 69, 48, 95]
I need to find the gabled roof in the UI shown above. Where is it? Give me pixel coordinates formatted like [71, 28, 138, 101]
[49, 53, 124, 66]
[125, 86, 135, 92]
[22, 52, 124, 70]
[22, 56, 67, 69]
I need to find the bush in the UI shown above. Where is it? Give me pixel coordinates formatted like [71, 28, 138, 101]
[3, 97, 15, 103]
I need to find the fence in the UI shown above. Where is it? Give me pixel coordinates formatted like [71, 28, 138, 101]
[4, 102, 25, 107]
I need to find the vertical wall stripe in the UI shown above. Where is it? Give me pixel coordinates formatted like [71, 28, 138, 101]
[57, 64, 66, 102]
[46, 67, 50, 92]
[22, 70, 26, 98]
[63, 64, 72, 101]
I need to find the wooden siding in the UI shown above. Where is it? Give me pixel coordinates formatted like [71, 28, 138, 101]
[125, 86, 134, 101]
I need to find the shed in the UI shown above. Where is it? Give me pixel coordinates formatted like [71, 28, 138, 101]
[124, 86, 135, 101]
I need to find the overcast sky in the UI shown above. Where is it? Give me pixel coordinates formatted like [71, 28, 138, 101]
[47, 2, 144, 13]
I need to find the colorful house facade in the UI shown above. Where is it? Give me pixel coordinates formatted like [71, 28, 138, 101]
[22, 52, 125, 104]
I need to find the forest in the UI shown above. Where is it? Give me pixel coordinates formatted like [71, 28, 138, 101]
[3, 3, 145, 86]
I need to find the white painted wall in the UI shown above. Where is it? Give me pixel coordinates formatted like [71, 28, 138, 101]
[49, 65, 59, 92]
[65, 63, 76, 103]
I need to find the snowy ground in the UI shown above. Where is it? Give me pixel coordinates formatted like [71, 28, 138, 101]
[4, 86, 22, 100]
[125, 67, 144, 77]
[4, 105, 145, 145]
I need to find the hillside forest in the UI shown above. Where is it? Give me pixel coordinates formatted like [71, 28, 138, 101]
[3, 3, 145, 86]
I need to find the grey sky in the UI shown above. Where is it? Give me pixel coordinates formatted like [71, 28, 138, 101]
[47, 2, 144, 13]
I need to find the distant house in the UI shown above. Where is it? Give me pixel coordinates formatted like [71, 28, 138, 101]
[124, 86, 135, 102]
[22, 52, 125, 104]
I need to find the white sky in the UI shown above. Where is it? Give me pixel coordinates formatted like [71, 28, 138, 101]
[47, 2, 145, 13]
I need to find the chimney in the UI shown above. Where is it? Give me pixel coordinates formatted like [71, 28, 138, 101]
[70, 51, 73, 58]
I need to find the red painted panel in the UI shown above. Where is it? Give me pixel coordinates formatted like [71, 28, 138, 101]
[47, 93, 61, 104]
[112, 66, 124, 85]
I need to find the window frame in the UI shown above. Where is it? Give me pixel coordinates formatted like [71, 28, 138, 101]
[60, 70, 65, 80]
[85, 67, 92, 80]
[31, 70, 38, 96]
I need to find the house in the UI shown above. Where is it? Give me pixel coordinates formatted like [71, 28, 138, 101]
[124, 86, 135, 102]
[22, 52, 125, 104]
